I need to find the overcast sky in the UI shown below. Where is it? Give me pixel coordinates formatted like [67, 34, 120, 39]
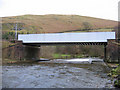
[0, 0, 119, 21]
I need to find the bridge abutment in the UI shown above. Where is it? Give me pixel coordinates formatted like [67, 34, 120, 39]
[24, 45, 40, 60]
[107, 39, 119, 63]
[3, 40, 41, 61]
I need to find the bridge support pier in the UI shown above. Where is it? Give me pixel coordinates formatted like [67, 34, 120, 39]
[104, 44, 107, 62]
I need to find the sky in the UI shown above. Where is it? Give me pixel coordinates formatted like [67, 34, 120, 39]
[0, 0, 119, 21]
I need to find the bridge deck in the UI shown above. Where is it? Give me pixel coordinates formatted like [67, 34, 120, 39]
[18, 32, 115, 44]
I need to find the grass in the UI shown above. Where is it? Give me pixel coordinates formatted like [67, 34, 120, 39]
[2, 40, 16, 48]
[53, 54, 71, 59]
[52, 53, 83, 59]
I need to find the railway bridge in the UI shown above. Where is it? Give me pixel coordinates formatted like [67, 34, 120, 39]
[18, 32, 115, 61]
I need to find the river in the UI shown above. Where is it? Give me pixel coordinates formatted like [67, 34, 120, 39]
[2, 59, 114, 88]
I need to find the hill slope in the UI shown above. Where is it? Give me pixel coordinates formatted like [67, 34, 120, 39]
[2, 14, 117, 33]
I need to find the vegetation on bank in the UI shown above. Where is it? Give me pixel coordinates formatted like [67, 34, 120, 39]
[113, 66, 120, 88]
[108, 65, 120, 88]
[111, 65, 120, 76]
[39, 45, 104, 60]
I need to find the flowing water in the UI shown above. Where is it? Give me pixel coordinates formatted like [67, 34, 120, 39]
[2, 59, 114, 88]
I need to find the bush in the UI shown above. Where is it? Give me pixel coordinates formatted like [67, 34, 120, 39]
[114, 80, 120, 88]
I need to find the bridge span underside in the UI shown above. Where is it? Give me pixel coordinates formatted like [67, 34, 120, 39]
[22, 42, 107, 62]
[22, 42, 107, 46]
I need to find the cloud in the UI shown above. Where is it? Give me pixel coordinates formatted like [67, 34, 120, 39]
[0, 0, 119, 21]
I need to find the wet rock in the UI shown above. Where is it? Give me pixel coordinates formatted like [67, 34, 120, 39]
[107, 80, 112, 84]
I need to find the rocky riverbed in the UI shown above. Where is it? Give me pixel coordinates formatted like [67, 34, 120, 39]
[2, 59, 115, 88]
